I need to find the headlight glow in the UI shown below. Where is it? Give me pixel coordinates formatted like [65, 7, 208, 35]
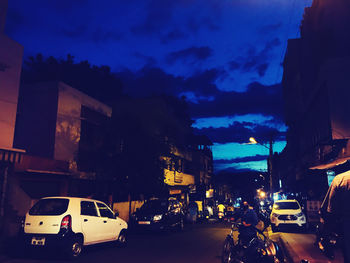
[153, 214, 163, 221]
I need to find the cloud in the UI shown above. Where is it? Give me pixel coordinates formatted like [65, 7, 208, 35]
[258, 23, 282, 34]
[228, 38, 281, 77]
[116, 67, 184, 97]
[194, 121, 285, 144]
[166, 46, 213, 64]
[186, 16, 220, 33]
[117, 66, 283, 122]
[184, 68, 225, 96]
[189, 81, 284, 120]
[215, 154, 268, 164]
[161, 29, 188, 44]
[60, 25, 123, 43]
[133, 53, 157, 67]
[130, 0, 176, 35]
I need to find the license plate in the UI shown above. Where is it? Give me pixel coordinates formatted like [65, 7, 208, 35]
[31, 237, 46, 246]
[138, 221, 151, 225]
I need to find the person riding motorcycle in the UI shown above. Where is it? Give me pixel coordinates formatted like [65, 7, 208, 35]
[233, 201, 259, 245]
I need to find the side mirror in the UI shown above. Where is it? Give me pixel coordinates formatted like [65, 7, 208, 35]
[114, 210, 119, 218]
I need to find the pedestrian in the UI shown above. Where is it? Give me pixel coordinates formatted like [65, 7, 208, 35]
[320, 170, 350, 263]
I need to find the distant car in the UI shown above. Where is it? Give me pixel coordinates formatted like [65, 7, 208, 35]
[270, 199, 307, 232]
[20, 197, 128, 258]
[130, 198, 184, 231]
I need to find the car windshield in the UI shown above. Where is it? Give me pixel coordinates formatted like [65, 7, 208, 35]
[29, 198, 69, 215]
[140, 200, 168, 213]
[274, 201, 300, 210]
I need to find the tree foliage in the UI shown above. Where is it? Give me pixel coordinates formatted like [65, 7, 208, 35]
[21, 53, 123, 103]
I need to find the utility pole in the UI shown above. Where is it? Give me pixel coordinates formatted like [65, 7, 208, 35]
[268, 138, 273, 196]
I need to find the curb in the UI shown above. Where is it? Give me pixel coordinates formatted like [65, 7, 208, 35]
[277, 235, 298, 263]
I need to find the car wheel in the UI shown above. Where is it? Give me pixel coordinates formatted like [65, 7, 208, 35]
[271, 224, 278, 232]
[117, 230, 127, 247]
[66, 236, 83, 259]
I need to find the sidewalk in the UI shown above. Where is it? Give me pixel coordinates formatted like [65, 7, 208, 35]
[278, 232, 343, 263]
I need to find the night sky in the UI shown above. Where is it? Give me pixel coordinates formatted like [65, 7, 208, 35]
[5, 0, 312, 173]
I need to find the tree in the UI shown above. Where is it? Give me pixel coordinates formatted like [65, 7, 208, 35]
[110, 96, 194, 200]
[21, 54, 123, 104]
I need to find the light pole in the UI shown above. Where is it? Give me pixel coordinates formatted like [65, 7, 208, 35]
[248, 137, 274, 196]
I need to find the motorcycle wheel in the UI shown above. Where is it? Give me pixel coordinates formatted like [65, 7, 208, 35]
[222, 237, 235, 263]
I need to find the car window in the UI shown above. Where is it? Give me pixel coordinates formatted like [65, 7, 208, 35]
[273, 202, 300, 210]
[140, 200, 168, 213]
[96, 202, 114, 218]
[29, 198, 69, 216]
[81, 201, 98, 217]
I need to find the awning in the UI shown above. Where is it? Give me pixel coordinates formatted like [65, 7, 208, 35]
[309, 157, 350, 170]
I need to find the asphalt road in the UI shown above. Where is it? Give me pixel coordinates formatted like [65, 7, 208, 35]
[2, 222, 234, 263]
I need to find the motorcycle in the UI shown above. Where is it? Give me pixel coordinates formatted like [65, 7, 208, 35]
[221, 222, 285, 263]
[315, 219, 339, 260]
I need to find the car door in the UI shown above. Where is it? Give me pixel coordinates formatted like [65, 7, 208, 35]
[96, 202, 118, 241]
[80, 201, 102, 244]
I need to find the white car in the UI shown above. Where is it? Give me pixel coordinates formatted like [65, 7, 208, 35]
[21, 197, 128, 258]
[270, 199, 307, 232]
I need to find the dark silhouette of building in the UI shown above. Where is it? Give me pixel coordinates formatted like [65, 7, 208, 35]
[280, 0, 350, 199]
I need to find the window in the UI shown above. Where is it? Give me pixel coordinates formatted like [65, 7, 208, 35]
[96, 202, 114, 218]
[81, 201, 98, 217]
[29, 198, 69, 216]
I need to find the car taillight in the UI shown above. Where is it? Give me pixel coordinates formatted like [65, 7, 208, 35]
[60, 215, 71, 230]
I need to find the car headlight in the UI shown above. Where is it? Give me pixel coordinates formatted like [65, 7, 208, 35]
[296, 212, 304, 217]
[271, 213, 278, 218]
[153, 214, 163, 221]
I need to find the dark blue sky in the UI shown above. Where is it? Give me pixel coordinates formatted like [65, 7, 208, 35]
[5, 0, 312, 172]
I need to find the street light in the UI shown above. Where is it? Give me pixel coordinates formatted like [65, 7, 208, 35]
[248, 137, 274, 196]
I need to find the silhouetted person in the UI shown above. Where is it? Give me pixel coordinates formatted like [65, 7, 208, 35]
[233, 201, 259, 245]
[321, 171, 350, 263]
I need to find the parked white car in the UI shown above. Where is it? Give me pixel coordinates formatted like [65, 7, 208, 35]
[21, 197, 128, 258]
[270, 199, 307, 232]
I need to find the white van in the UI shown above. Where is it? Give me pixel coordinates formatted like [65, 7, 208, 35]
[21, 197, 128, 258]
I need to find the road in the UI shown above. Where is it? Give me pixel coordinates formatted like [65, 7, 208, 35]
[2, 222, 233, 263]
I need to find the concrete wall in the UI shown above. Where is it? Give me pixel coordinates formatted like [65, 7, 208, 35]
[54, 82, 112, 167]
[0, 35, 23, 149]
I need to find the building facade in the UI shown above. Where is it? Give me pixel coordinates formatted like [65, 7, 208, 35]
[280, 0, 350, 198]
[0, 0, 26, 236]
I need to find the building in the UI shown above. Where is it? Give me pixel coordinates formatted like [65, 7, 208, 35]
[0, 0, 26, 235]
[280, 0, 350, 198]
[164, 135, 213, 203]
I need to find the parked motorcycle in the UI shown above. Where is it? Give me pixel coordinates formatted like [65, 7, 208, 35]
[222, 222, 285, 263]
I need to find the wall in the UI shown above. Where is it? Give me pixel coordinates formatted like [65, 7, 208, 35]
[0, 35, 23, 149]
[14, 82, 58, 157]
[164, 169, 195, 186]
[55, 82, 112, 167]
[113, 200, 144, 222]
